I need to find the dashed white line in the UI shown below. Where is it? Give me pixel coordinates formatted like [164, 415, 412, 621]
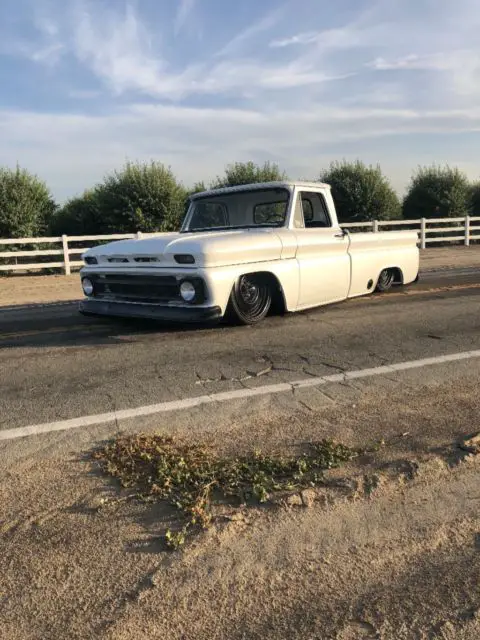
[1, 349, 479, 442]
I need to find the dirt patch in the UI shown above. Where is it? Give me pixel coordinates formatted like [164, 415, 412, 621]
[101, 455, 480, 640]
[1, 379, 480, 639]
[421, 245, 480, 270]
[0, 274, 81, 307]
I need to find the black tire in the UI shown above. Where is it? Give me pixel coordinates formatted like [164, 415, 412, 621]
[375, 269, 395, 292]
[226, 274, 272, 325]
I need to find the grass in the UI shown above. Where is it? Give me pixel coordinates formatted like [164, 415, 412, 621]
[92, 433, 362, 549]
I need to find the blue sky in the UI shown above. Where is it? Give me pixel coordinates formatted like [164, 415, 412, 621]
[1, 0, 480, 201]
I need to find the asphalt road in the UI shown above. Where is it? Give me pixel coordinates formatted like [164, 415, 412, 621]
[3, 262, 480, 640]
[0, 265, 479, 438]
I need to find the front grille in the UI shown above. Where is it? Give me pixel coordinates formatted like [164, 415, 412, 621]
[91, 274, 180, 303]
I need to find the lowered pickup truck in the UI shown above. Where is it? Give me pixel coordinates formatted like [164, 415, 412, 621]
[79, 181, 419, 325]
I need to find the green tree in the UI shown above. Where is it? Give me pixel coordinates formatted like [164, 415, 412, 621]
[212, 161, 287, 189]
[95, 161, 188, 233]
[188, 181, 208, 195]
[403, 165, 472, 219]
[320, 160, 401, 222]
[0, 165, 56, 238]
[49, 189, 101, 236]
[469, 181, 480, 216]
[55, 161, 188, 235]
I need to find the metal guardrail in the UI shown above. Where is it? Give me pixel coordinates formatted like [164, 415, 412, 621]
[1, 217, 480, 274]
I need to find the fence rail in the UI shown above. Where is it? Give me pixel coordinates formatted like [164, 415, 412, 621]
[1, 218, 479, 274]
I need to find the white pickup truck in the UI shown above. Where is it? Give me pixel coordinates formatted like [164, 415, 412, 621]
[79, 181, 419, 324]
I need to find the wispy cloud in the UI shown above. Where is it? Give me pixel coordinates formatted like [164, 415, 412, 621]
[73, 2, 166, 96]
[34, 15, 59, 39]
[215, 6, 285, 57]
[270, 31, 320, 48]
[174, 0, 196, 35]
[64, 1, 345, 99]
[30, 42, 64, 65]
[0, 5, 64, 67]
[369, 53, 460, 71]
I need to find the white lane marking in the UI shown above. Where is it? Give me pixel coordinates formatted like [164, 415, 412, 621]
[1, 349, 480, 442]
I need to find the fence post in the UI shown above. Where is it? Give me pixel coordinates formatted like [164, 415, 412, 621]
[465, 216, 470, 247]
[62, 235, 71, 275]
[136, 231, 143, 240]
[420, 218, 426, 249]
[373, 220, 379, 233]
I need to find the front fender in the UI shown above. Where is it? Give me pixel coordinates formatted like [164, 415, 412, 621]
[201, 260, 300, 313]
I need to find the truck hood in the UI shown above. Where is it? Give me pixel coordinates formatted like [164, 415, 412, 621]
[84, 229, 284, 268]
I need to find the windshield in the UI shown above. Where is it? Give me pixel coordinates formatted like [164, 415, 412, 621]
[183, 187, 290, 232]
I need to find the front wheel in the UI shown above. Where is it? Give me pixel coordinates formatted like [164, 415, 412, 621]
[375, 269, 395, 292]
[226, 274, 272, 325]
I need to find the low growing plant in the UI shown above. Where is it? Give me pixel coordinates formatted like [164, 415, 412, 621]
[93, 434, 359, 549]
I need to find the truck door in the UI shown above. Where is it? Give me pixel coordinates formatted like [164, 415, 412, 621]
[293, 190, 350, 309]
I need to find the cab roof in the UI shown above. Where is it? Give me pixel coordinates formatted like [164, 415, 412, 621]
[189, 181, 331, 200]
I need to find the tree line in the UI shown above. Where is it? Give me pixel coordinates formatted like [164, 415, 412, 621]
[1, 160, 480, 239]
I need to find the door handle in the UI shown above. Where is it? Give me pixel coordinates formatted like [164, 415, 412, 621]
[334, 233, 345, 238]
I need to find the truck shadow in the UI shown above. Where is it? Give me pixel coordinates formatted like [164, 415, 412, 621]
[0, 301, 226, 349]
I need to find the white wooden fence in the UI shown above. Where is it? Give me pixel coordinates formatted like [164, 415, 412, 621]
[0, 232, 149, 275]
[1, 217, 479, 275]
[344, 216, 480, 250]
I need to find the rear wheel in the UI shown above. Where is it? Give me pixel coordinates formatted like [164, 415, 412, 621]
[226, 274, 272, 325]
[375, 269, 395, 292]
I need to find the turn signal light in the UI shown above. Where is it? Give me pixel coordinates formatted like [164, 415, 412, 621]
[174, 254, 195, 264]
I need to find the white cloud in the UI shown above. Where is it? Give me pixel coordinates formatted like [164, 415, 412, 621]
[3, 102, 480, 201]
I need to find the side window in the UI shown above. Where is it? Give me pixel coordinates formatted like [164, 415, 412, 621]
[299, 192, 331, 228]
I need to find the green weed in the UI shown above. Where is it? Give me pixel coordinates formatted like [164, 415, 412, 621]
[93, 434, 358, 550]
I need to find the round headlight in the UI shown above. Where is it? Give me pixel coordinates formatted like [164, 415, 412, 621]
[82, 277, 94, 296]
[180, 281, 196, 302]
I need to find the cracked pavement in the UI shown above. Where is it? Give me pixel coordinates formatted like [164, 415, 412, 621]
[1, 267, 480, 438]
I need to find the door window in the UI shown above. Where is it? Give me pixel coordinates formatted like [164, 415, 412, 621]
[297, 192, 332, 228]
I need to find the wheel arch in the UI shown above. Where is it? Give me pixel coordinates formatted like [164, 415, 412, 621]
[375, 265, 404, 287]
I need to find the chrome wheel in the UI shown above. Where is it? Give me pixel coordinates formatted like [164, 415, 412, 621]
[228, 275, 272, 325]
[376, 269, 395, 292]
